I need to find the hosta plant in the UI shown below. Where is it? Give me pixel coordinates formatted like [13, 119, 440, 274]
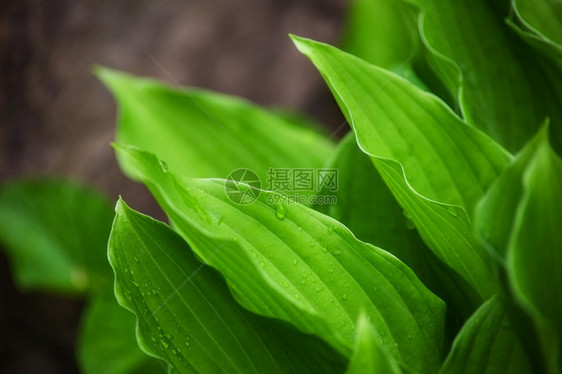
[1, 0, 561, 373]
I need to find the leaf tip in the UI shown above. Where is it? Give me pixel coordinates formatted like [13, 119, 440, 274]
[93, 66, 135, 98]
[289, 34, 319, 55]
[114, 196, 132, 220]
[93, 65, 119, 86]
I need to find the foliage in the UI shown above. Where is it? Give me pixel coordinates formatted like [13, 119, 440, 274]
[1, 0, 561, 373]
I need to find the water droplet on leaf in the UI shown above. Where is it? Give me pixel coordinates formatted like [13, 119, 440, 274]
[275, 204, 287, 220]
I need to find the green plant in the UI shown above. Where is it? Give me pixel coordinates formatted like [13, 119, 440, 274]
[1, 0, 561, 373]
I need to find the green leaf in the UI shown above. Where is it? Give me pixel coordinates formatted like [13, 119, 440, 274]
[474, 124, 549, 262]
[408, 0, 562, 152]
[292, 36, 511, 215]
[507, 136, 562, 373]
[440, 295, 533, 374]
[343, 0, 426, 89]
[315, 133, 427, 266]
[318, 132, 480, 321]
[0, 178, 114, 293]
[114, 144, 446, 374]
[292, 35, 507, 302]
[96, 67, 333, 187]
[109, 199, 346, 374]
[346, 313, 403, 374]
[79, 291, 164, 374]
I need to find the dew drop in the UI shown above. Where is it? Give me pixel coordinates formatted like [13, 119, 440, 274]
[341, 294, 348, 300]
[275, 204, 287, 220]
[292, 259, 298, 265]
[159, 160, 168, 172]
[332, 249, 342, 256]
[133, 256, 139, 263]
[408, 334, 413, 341]
[161, 340, 169, 349]
[132, 281, 139, 288]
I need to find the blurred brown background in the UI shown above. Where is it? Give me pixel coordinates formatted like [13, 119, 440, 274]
[0, 0, 347, 372]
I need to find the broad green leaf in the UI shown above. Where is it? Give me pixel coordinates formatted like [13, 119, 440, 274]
[0, 178, 114, 293]
[318, 132, 480, 320]
[344, 0, 416, 69]
[315, 133, 427, 266]
[114, 145, 446, 374]
[96, 67, 333, 187]
[314, 133, 432, 267]
[109, 199, 345, 374]
[292, 36, 507, 302]
[474, 125, 549, 262]
[343, 0, 426, 88]
[440, 295, 533, 374]
[292, 36, 511, 214]
[507, 138, 562, 373]
[79, 291, 164, 374]
[408, 0, 562, 152]
[346, 313, 402, 374]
